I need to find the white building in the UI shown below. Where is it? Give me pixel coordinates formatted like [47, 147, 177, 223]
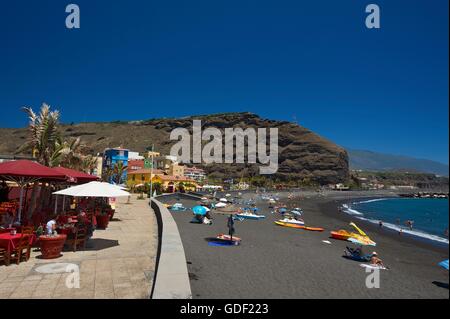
[128, 151, 144, 160]
[184, 166, 206, 182]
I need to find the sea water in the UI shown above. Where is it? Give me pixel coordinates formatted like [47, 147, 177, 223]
[342, 198, 449, 244]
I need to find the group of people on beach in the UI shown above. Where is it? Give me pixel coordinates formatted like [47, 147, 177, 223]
[377, 218, 415, 235]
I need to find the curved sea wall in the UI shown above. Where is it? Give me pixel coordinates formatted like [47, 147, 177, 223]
[150, 198, 192, 299]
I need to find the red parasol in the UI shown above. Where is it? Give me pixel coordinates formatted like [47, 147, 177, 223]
[52, 167, 99, 184]
[0, 160, 67, 223]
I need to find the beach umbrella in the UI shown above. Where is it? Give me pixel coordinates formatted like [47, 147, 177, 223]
[214, 202, 227, 208]
[192, 205, 208, 216]
[213, 205, 242, 242]
[439, 260, 449, 270]
[347, 237, 377, 246]
[53, 181, 130, 197]
[0, 160, 67, 223]
[219, 198, 228, 203]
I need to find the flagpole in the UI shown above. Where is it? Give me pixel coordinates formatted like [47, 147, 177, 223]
[150, 144, 154, 199]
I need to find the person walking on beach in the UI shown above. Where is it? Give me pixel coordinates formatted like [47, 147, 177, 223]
[379, 220, 383, 228]
[406, 220, 414, 230]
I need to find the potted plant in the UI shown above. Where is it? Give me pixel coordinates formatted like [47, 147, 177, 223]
[96, 210, 110, 229]
[39, 233, 67, 259]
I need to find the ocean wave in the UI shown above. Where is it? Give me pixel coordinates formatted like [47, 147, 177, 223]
[356, 217, 449, 245]
[340, 201, 449, 245]
[341, 204, 363, 216]
[352, 198, 389, 205]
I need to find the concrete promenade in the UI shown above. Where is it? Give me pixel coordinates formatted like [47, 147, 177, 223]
[0, 195, 158, 299]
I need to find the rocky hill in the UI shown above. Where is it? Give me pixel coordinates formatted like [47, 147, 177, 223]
[0, 112, 349, 184]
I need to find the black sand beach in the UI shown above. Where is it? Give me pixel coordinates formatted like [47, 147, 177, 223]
[158, 191, 449, 299]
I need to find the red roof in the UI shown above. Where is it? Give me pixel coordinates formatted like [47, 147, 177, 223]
[128, 169, 165, 175]
[0, 160, 66, 181]
[52, 167, 99, 183]
[154, 174, 197, 183]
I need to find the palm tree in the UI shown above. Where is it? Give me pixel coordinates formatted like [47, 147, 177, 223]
[18, 103, 61, 167]
[102, 166, 114, 183]
[113, 161, 128, 184]
[58, 137, 85, 170]
[80, 155, 98, 174]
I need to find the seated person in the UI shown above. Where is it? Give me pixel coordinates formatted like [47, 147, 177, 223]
[46, 219, 57, 235]
[370, 252, 385, 267]
[1, 212, 14, 228]
[191, 214, 204, 224]
[76, 212, 94, 238]
[35, 225, 44, 237]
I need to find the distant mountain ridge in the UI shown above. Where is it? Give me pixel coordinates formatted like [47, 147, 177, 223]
[348, 149, 449, 177]
[0, 112, 349, 184]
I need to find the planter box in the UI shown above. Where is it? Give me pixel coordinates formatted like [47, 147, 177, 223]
[96, 215, 110, 229]
[39, 235, 67, 259]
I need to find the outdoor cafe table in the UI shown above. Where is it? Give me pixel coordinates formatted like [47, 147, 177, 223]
[0, 232, 35, 266]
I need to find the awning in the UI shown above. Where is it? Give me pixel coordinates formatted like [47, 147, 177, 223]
[52, 166, 99, 184]
[0, 160, 66, 181]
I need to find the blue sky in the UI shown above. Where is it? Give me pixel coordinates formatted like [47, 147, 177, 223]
[0, 0, 448, 164]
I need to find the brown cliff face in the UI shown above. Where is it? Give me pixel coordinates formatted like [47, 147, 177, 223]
[0, 112, 349, 184]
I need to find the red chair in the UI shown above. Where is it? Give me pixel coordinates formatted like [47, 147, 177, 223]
[9, 234, 32, 264]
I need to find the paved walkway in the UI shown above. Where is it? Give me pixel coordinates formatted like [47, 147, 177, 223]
[0, 195, 158, 299]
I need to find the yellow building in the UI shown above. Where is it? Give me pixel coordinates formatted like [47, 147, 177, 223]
[151, 175, 198, 193]
[127, 169, 165, 187]
[147, 151, 161, 158]
[168, 163, 184, 177]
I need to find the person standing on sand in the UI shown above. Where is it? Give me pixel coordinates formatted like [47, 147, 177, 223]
[379, 220, 383, 228]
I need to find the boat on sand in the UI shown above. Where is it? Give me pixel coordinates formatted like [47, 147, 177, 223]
[331, 223, 376, 246]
